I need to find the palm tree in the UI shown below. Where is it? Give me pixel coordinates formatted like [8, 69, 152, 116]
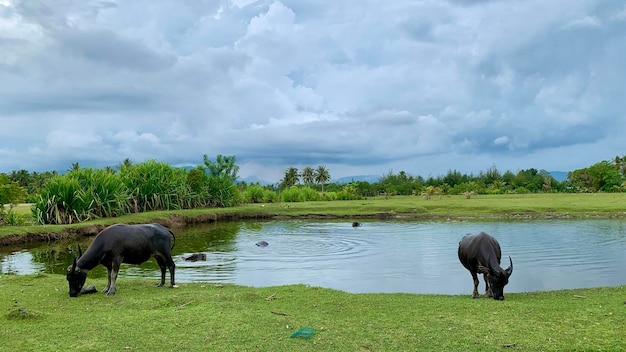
[314, 165, 330, 192]
[280, 167, 300, 189]
[301, 166, 314, 185]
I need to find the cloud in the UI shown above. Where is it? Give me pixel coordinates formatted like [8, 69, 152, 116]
[0, 0, 625, 181]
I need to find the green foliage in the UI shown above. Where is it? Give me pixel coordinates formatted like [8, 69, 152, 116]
[32, 168, 129, 224]
[243, 185, 278, 203]
[121, 160, 193, 212]
[0, 206, 29, 226]
[33, 173, 85, 224]
[10, 153, 626, 226]
[301, 166, 314, 185]
[203, 154, 239, 181]
[31, 156, 242, 224]
[314, 165, 330, 191]
[197, 155, 242, 207]
[280, 186, 306, 202]
[279, 186, 323, 202]
[568, 160, 624, 192]
[279, 167, 300, 189]
[0, 173, 27, 205]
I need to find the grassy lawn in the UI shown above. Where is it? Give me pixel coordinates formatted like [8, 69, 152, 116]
[1, 274, 624, 351]
[2, 194, 626, 350]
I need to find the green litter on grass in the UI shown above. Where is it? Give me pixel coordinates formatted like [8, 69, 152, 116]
[290, 327, 315, 339]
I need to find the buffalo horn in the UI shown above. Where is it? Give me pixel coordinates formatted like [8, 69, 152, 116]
[506, 256, 513, 276]
[71, 256, 77, 273]
[78, 244, 83, 258]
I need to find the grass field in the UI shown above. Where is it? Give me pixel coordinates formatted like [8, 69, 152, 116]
[1, 275, 624, 351]
[2, 194, 626, 351]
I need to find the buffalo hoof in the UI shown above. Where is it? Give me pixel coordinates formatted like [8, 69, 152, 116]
[256, 240, 269, 247]
[80, 285, 98, 295]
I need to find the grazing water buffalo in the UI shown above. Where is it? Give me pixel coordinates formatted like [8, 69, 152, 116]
[66, 223, 176, 297]
[458, 232, 513, 300]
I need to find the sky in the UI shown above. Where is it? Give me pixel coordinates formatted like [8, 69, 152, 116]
[1, 0, 625, 183]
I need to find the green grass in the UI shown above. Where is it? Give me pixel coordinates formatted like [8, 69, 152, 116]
[1, 274, 624, 351]
[3, 194, 626, 350]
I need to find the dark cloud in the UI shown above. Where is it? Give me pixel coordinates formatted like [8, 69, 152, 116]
[0, 0, 625, 182]
[53, 28, 176, 71]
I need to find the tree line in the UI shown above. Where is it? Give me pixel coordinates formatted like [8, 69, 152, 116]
[2, 154, 626, 225]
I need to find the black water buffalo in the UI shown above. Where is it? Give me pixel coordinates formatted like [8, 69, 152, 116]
[458, 232, 513, 300]
[183, 253, 207, 262]
[352, 221, 362, 227]
[255, 240, 269, 247]
[66, 223, 176, 297]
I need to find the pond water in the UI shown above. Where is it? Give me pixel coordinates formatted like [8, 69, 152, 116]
[1, 219, 625, 294]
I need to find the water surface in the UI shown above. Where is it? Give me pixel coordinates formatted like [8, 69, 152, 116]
[1, 219, 625, 294]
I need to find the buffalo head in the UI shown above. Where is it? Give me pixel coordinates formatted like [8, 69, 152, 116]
[478, 256, 513, 300]
[67, 246, 87, 297]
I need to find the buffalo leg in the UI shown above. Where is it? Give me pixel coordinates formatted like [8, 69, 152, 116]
[155, 256, 167, 287]
[156, 255, 176, 288]
[483, 273, 493, 297]
[166, 256, 176, 288]
[471, 272, 480, 298]
[106, 262, 120, 296]
[102, 266, 112, 294]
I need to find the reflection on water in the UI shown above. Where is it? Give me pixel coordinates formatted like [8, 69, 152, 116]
[1, 219, 626, 294]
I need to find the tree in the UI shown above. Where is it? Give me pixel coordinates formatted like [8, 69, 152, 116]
[203, 154, 239, 181]
[569, 160, 623, 192]
[0, 174, 28, 205]
[201, 155, 240, 207]
[301, 166, 314, 185]
[280, 167, 300, 189]
[314, 165, 330, 192]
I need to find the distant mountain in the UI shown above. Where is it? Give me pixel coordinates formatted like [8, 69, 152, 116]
[548, 171, 568, 182]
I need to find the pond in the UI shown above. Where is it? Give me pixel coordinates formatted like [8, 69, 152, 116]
[1, 219, 626, 294]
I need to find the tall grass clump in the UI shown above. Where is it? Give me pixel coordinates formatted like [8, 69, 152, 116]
[242, 185, 278, 203]
[280, 186, 321, 202]
[0, 205, 29, 226]
[120, 160, 192, 212]
[33, 168, 128, 224]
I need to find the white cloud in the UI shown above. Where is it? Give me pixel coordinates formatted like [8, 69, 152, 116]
[0, 0, 625, 181]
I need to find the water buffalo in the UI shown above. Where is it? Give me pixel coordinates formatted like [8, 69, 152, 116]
[352, 222, 362, 227]
[66, 223, 176, 297]
[458, 232, 513, 300]
[255, 240, 269, 247]
[183, 253, 207, 262]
